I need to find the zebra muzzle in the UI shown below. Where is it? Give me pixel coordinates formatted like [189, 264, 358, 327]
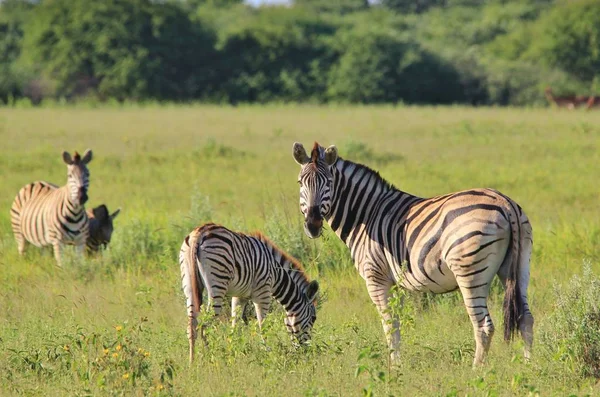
[78, 189, 88, 205]
[304, 220, 322, 238]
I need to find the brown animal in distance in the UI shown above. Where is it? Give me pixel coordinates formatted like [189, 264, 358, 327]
[544, 87, 589, 109]
[545, 87, 600, 110]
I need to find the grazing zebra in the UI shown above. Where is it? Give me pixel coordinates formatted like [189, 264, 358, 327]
[86, 204, 121, 253]
[179, 222, 319, 364]
[10, 150, 93, 266]
[292, 142, 533, 367]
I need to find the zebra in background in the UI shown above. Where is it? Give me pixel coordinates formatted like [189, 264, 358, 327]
[10, 149, 93, 266]
[179, 222, 319, 364]
[86, 204, 121, 253]
[292, 142, 533, 367]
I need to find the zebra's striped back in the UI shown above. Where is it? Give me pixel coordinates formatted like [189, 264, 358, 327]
[86, 205, 121, 253]
[180, 223, 319, 363]
[292, 141, 534, 366]
[10, 149, 93, 266]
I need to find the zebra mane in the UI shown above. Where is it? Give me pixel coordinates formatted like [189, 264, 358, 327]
[338, 156, 398, 192]
[250, 231, 310, 283]
[310, 141, 321, 163]
[73, 152, 81, 164]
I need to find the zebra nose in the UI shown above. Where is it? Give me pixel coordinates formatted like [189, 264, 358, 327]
[307, 206, 322, 222]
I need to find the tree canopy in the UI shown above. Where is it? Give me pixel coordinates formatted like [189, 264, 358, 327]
[0, 0, 597, 105]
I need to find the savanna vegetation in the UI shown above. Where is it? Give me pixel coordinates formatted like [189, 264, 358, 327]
[0, 105, 599, 395]
[1, 0, 600, 106]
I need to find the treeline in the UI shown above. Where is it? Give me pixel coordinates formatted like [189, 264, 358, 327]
[0, 0, 598, 106]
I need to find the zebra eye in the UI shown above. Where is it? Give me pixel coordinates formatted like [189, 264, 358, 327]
[297, 180, 302, 185]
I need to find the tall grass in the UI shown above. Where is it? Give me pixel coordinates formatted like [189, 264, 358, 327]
[0, 105, 599, 395]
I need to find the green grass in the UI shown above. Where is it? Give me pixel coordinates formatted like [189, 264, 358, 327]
[0, 105, 599, 396]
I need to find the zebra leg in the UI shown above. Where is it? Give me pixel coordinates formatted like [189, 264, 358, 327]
[458, 283, 494, 367]
[231, 297, 247, 328]
[252, 292, 271, 345]
[366, 275, 400, 363]
[76, 243, 86, 259]
[518, 226, 534, 361]
[188, 309, 198, 364]
[12, 225, 27, 255]
[52, 241, 63, 267]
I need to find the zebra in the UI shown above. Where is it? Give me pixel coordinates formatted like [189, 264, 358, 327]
[86, 204, 121, 253]
[10, 149, 93, 266]
[292, 142, 533, 367]
[179, 222, 320, 364]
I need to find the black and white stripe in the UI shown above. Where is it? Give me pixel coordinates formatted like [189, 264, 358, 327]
[180, 223, 319, 364]
[10, 149, 93, 266]
[292, 142, 533, 367]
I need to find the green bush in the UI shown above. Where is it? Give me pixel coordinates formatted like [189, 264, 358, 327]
[326, 19, 462, 104]
[541, 261, 600, 378]
[208, 6, 337, 103]
[18, 0, 216, 101]
[528, 0, 600, 85]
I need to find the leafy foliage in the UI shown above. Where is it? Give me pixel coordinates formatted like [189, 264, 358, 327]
[19, 0, 216, 100]
[0, 0, 598, 104]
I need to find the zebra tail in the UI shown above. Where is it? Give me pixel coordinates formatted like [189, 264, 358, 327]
[503, 207, 524, 342]
[186, 228, 204, 315]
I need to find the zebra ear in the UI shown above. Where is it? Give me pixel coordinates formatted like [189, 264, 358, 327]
[306, 280, 319, 301]
[324, 145, 338, 166]
[62, 151, 73, 165]
[110, 208, 121, 220]
[293, 142, 310, 165]
[81, 149, 93, 164]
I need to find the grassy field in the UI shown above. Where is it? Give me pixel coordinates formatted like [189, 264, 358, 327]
[0, 105, 599, 396]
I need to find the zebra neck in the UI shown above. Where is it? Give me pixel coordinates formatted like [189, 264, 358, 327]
[272, 267, 304, 314]
[327, 158, 417, 245]
[59, 186, 86, 220]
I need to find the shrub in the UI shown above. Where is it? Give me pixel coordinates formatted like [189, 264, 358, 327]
[326, 20, 462, 104]
[541, 260, 600, 378]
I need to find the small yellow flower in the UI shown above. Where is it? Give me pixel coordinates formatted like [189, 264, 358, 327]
[115, 325, 123, 332]
[112, 352, 119, 358]
[63, 345, 69, 351]
[116, 344, 122, 351]
[157, 384, 164, 390]
[144, 351, 150, 357]
[103, 348, 109, 355]
[122, 373, 129, 379]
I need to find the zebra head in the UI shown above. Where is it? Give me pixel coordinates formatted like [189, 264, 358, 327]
[293, 142, 338, 239]
[89, 205, 121, 248]
[284, 280, 319, 344]
[62, 149, 92, 206]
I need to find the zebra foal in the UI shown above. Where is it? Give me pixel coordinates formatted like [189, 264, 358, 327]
[86, 204, 121, 253]
[292, 142, 533, 367]
[10, 149, 93, 266]
[179, 223, 320, 364]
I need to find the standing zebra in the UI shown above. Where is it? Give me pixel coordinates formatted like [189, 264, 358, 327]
[86, 204, 121, 253]
[10, 149, 93, 266]
[179, 223, 319, 364]
[292, 142, 533, 367]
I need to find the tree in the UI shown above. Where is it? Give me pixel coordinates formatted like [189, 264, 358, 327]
[0, 0, 35, 103]
[326, 24, 461, 103]
[19, 0, 216, 101]
[294, 0, 369, 14]
[379, 0, 446, 14]
[529, 0, 600, 83]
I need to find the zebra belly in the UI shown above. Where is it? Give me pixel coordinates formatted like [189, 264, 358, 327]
[399, 258, 459, 294]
